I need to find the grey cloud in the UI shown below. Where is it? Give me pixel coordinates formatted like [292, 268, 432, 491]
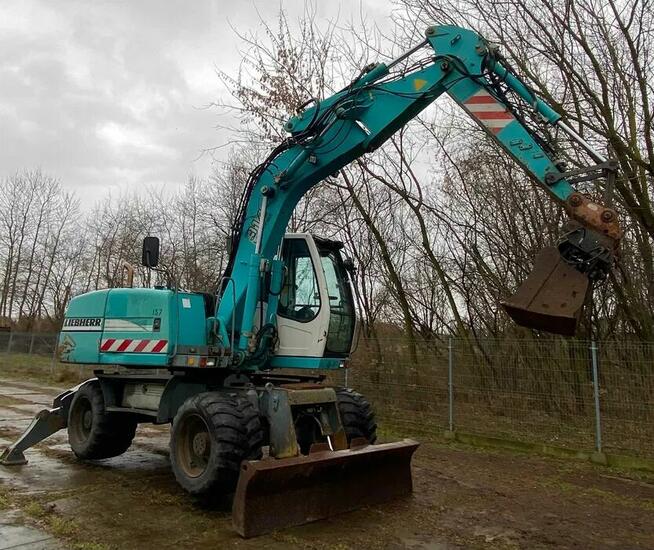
[0, 0, 391, 207]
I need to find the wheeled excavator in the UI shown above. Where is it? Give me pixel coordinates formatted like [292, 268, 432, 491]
[1, 25, 621, 536]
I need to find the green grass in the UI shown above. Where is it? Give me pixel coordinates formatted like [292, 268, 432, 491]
[0, 353, 94, 387]
[47, 515, 79, 537]
[0, 486, 11, 511]
[23, 501, 48, 518]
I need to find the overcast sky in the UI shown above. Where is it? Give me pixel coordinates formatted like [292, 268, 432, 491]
[1, 0, 391, 207]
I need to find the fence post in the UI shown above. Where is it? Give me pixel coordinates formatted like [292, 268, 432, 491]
[6, 331, 13, 355]
[50, 335, 58, 376]
[28, 332, 35, 355]
[445, 336, 455, 439]
[590, 341, 606, 463]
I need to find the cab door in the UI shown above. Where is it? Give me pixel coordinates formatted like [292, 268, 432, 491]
[275, 235, 330, 357]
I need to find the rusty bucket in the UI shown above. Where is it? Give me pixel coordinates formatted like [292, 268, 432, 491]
[232, 438, 419, 537]
[501, 246, 589, 336]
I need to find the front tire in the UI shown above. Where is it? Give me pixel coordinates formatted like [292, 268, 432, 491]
[336, 388, 377, 444]
[68, 381, 137, 459]
[169, 392, 263, 496]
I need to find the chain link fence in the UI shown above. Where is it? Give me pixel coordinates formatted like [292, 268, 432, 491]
[0, 331, 59, 357]
[0, 331, 93, 384]
[345, 336, 654, 461]
[0, 331, 652, 460]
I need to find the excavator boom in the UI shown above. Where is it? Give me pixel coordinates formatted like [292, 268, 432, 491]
[221, 25, 620, 345]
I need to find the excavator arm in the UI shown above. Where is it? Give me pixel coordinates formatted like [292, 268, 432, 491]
[219, 24, 620, 351]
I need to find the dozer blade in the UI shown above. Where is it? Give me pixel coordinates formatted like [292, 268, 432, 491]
[501, 246, 589, 336]
[232, 438, 419, 537]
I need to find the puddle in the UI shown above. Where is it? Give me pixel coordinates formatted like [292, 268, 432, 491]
[0, 510, 64, 550]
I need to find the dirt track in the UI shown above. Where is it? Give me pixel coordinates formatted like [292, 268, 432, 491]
[0, 377, 653, 549]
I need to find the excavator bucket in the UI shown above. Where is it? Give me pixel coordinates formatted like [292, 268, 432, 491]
[232, 438, 419, 537]
[501, 246, 589, 336]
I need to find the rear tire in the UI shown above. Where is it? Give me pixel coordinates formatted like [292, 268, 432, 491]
[169, 392, 263, 496]
[68, 381, 137, 459]
[336, 388, 377, 444]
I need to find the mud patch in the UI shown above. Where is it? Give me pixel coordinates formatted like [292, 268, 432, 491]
[1, 379, 654, 549]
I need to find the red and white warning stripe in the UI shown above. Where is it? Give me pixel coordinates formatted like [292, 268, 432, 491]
[463, 90, 514, 135]
[100, 338, 168, 353]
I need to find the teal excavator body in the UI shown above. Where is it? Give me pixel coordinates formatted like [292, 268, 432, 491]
[59, 288, 206, 367]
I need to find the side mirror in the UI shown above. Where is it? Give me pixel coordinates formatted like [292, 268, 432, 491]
[342, 257, 356, 274]
[142, 236, 160, 268]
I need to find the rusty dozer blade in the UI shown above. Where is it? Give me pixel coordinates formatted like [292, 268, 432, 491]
[501, 246, 589, 336]
[232, 438, 419, 537]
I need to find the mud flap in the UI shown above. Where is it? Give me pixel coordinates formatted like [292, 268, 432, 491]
[232, 438, 419, 537]
[501, 246, 589, 336]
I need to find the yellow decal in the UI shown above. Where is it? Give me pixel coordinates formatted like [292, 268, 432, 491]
[413, 78, 428, 91]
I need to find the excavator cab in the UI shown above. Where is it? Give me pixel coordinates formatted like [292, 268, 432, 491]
[275, 234, 356, 358]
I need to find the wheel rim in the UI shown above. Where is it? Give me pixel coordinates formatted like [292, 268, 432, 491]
[176, 413, 211, 478]
[70, 396, 93, 443]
